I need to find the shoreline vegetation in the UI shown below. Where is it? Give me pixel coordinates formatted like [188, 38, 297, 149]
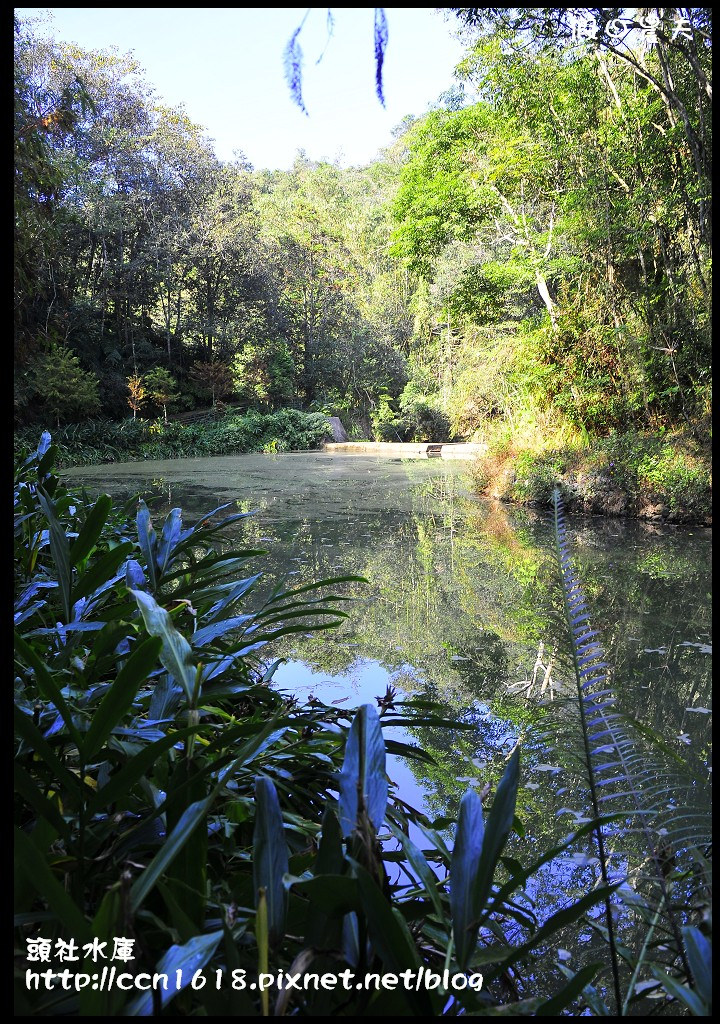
[16, 412, 712, 527]
[471, 425, 712, 527]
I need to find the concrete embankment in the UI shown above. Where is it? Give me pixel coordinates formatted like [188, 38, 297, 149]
[323, 441, 487, 459]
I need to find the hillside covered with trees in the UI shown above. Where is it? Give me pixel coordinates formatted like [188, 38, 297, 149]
[14, 9, 711, 519]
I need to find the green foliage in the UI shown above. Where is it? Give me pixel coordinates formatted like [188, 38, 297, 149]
[475, 429, 712, 524]
[187, 359, 235, 408]
[370, 393, 406, 442]
[14, 11, 710, 501]
[370, 391, 451, 443]
[399, 388, 452, 442]
[15, 409, 335, 467]
[27, 345, 101, 427]
[231, 339, 296, 409]
[389, 17, 710, 455]
[143, 366, 179, 423]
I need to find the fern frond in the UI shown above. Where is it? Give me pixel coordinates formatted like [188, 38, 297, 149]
[547, 489, 711, 1008]
[552, 488, 623, 1013]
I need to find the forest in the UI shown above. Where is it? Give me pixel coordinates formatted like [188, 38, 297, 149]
[14, 9, 711, 520]
[14, 8, 712, 1018]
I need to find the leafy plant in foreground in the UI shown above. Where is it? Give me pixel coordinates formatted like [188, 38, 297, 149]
[15, 433, 673, 1015]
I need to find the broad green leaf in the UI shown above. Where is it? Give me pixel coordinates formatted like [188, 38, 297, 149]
[316, 805, 344, 875]
[36, 487, 72, 621]
[450, 788, 485, 971]
[386, 818, 444, 918]
[130, 588, 196, 701]
[165, 759, 208, 930]
[156, 880, 199, 944]
[15, 633, 83, 749]
[129, 795, 212, 913]
[136, 499, 158, 591]
[79, 889, 126, 1016]
[253, 776, 289, 947]
[305, 807, 346, 949]
[651, 967, 708, 1016]
[14, 764, 70, 841]
[192, 615, 252, 647]
[69, 493, 112, 566]
[257, 888, 270, 1016]
[73, 541, 134, 602]
[338, 703, 388, 837]
[473, 747, 520, 921]
[89, 727, 198, 814]
[682, 926, 712, 1009]
[206, 573, 263, 620]
[126, 931, 223, 1016]
[156, 507, 184, 576]
[352, 861, 434, 1015]
[14, 706, 84, 796]
[296, 874, 360, 917]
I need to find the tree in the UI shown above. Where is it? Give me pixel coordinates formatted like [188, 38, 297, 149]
[188, 359, 235, 409]
[29, 345, 100, 427]
[126, 374, 147, 420]
[230, 339, 296, 410]
[449, 8, 712, 246]
[143, 366, 179, 423]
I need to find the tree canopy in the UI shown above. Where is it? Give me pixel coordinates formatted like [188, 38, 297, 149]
[14, 10, 711, 449]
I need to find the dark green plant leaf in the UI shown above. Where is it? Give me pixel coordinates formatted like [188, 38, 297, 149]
[136, 499, 158, 591]
[14, 764, 70, 841]
[338, 702, 388, 837]
[130, 588, 196, 701]
[14, 827, 90, 940]
[14, 706, 84, 796]
[450, 787, 485, 971]
[156, 507, 184, 576]
[69, 493, 112, 566]
[253, 776, 289, 948]
[129, 795, 213, 913]
[294, 874, 360, 916]
[73, 541, 134, 602]
[387, 820, 444, 918]
[36, 486, 72, 621]
[89, 727, 197, 813]
[15, 632, 83, 749]
[682, 926, 712, 1009]
[474, 747, 520, 920]
[165, 758, 208, 930]
[126, 931, 223, 1016]
[82, 636, 162, 759]
[651, 967, 707, 1016]
[352, 861, 434, 1014]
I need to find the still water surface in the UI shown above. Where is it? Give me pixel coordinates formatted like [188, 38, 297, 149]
[68, 453, 711, 884]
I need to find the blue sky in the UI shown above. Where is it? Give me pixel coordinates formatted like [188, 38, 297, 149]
[16, 8, 469, 169]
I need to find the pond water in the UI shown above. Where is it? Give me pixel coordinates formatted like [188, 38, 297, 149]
[67, 452, 712, 940]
